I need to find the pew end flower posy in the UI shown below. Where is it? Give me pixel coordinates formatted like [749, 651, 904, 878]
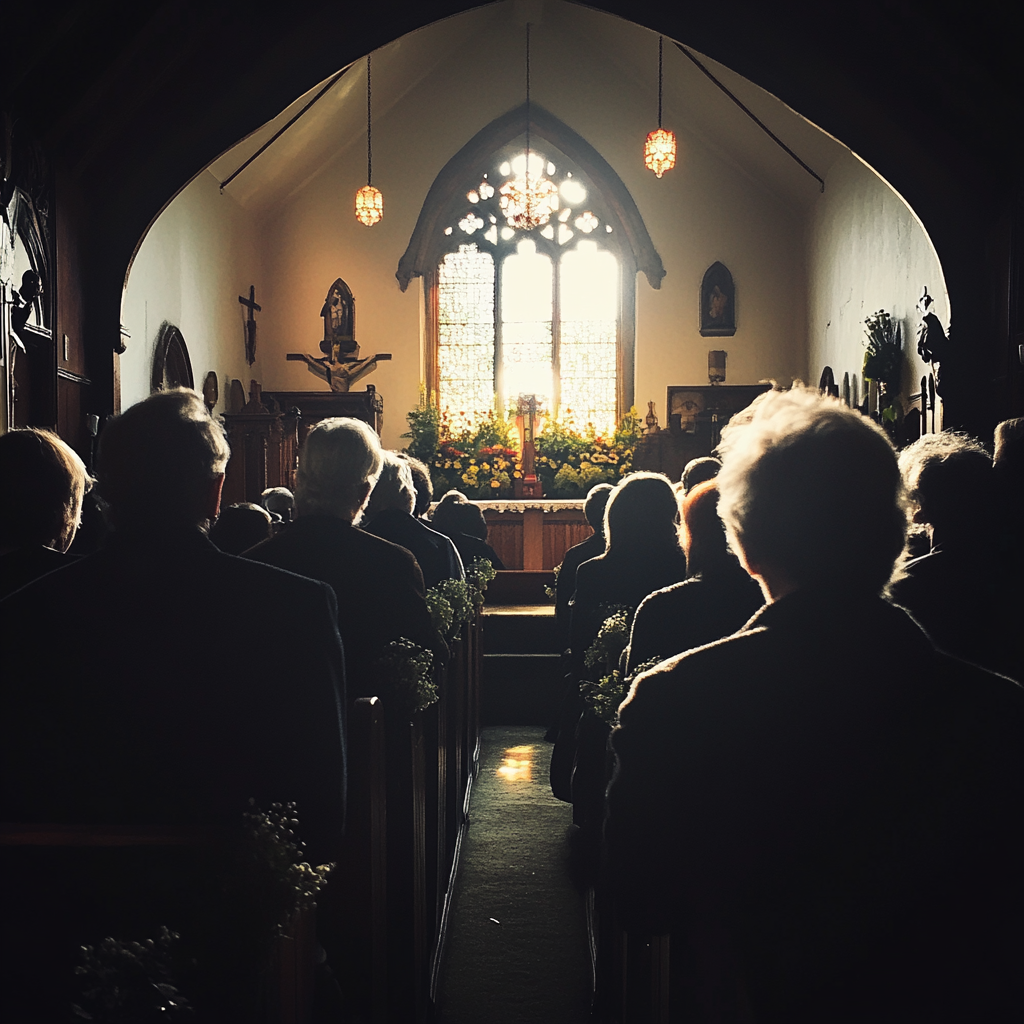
[403, 390, 643, 500]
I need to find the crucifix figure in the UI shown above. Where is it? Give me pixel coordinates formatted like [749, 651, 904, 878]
[514, 394, 544, 499]
[239, 285, 261, 366]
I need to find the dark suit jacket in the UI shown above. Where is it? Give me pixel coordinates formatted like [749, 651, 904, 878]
[623, 557, 764, 676]
[606, 589, 1024, 1021]
[363, 508, 464, 590]
[890, 543, 1022, 681]
[0, 544, 75, 601]
[246, 514, 436, 701]
[0, 527, 347, 862]
[555, 531, 604, 647]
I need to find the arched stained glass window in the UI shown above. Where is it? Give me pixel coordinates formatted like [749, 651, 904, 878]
[433, 144, 622, 435]
[402, 104, 664, 437]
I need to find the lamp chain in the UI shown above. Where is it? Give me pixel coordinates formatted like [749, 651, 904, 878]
[367, 53, 373, 186]
[658, 36, 663, 130]
[525, 23, 531, 193]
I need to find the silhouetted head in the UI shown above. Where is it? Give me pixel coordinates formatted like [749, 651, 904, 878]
[0, 428, 90, 552]
[97, 389, 229, 531]
[898, 431, 992, 544]
[261, 486, 294, 522]
[679, 480, 731, 576]
[432, 490, 488, 540]
[716, 386, 906, 597]
[400, 454, 434, 517]
[681, 456, 721, 494]
[583, 483, 614, 532]
[603, 473, 680, 555]
[295, 417, 382, 522]
[359, 451, 416, 524]
[209, 502, 272, 555]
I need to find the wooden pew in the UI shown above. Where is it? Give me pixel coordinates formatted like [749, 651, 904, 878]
[0, 821, 316, 1023]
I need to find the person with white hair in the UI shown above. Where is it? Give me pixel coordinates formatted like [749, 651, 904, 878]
[890, 431, 1019, 679]
[246, 418, 435, 701]
[359, 450, 463, 589]
[605, 386, 1024, 1022]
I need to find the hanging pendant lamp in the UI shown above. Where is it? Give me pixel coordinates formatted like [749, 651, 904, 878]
[499, 23, 559, 230]
[644, 36, 677, 178]
[355, 53, 383, 226]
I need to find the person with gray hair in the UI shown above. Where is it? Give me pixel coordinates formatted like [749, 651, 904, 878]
[0, 386, 348, 867]
[605, 386, 1024, 1022]
[247, 419, 435, 701]
[360, 451, 463, 589]
[890, 431, 1019, 678]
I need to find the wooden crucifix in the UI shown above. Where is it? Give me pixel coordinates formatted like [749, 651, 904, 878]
[239, 285, 261, 365]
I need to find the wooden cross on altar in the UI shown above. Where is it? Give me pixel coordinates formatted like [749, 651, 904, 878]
[514, 394, 544, 499]
[239, 285, 261, 365]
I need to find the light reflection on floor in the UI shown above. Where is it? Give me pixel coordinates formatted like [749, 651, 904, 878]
[496, 745, 534, 783]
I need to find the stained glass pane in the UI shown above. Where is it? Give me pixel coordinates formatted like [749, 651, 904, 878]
[438, 245, 495, 422]
[501, 240, 553, 409]
[559, 242, 618, 435]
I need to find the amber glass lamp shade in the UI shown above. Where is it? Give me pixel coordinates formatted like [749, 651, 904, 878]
[355, 185, 383, 226]
[644, 128, 677, 178]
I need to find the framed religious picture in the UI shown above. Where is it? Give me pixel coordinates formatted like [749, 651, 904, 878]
[699, 261, 736, 337]
[666, 383, 771, 449]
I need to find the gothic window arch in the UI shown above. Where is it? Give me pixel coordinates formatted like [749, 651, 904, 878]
[398, 104, 664, 435]
[151, 322, 194, 392]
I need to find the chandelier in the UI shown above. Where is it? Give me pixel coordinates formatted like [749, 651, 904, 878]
[354, 53, 383, 226]
[644, 37, 677, 178]
[498, 23, 559, 230]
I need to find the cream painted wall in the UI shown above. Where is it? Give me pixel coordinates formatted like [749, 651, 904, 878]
[805, 150, 947, 415]
[122, 2, 944, 455]
[121, 169, 264, 414]
[255, 3, 809, 448]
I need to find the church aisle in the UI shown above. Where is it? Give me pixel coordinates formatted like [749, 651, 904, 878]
[434, 726, 593, 1023]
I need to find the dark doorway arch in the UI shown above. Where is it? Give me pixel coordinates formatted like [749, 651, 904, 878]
[151, 323, 194, 392]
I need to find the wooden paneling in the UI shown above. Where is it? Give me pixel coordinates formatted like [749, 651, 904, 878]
[483, 507, 589, 570]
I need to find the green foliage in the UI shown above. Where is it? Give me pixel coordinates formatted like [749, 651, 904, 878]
[401, 386, 442, 465]
[372, 638, 437, 715]
[862, 310, 903, 406]
[551, 461, 616, 498]
[583, 608, 633, 675]
[464, 556, 498, 610]
[426, 589, 453, 637]
[582, 657, 663, 727]
[433, 578, 474, 638]
[73, 928, 191, 1022]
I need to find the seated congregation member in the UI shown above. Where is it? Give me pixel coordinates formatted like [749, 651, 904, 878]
[0, 427, 90, 599]
[361, 451, 464, 588]
[680, 455, 721, 494]
[431, 489, 506, 570]
[0, 389, 347, 1023]
[890, 431, 1020, 680]
[569, 472, 687, 680]
[606, 387, 1024, 1023]
[401, 452, 438, 520]
[0, 391, 347, 848]
[623, 479, 764, 675]
[554, 473, 687, 822]
[208, 500, 273, 555]
[246, 418, 437, 701]
[555, 482, 612, 647]
[993, 416, 1024, 565]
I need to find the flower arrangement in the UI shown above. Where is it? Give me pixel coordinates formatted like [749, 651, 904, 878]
[425, 558, 497, 643]
[862, 310, 903, 422]
[578, 607, 662, 726]
[403, 390, 643, 499]
[372, 638, 437, 715]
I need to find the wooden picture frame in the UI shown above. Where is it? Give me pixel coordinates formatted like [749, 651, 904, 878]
[699, 261, 736, 337]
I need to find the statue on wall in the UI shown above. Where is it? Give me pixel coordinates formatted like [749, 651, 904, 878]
[287, 276, 391, 392]
[916, 287, 956, 396]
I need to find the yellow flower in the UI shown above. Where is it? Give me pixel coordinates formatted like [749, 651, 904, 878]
[513, 471, 522, 478]
[454, 460, 462, 469]
[490, 479, 501, 488]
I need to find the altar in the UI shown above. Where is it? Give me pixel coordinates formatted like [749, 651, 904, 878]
[476, 500, 591, 571]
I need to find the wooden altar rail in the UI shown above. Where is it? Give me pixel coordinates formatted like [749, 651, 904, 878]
[481, 503, 592, 571]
